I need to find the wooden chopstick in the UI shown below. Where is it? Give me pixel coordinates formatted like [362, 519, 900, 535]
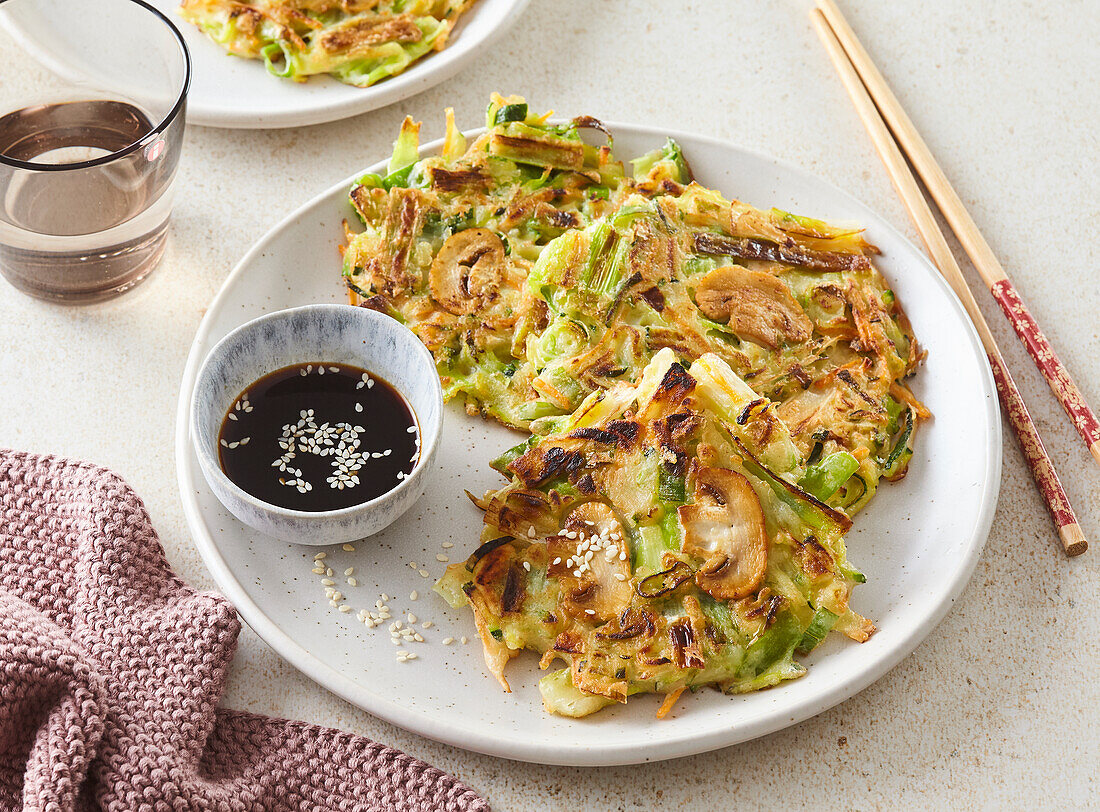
[810, 9, 1087, 556]
[815, 0, 1100, 467]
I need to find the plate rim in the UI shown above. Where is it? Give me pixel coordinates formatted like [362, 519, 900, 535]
[174, 122, 1002, 765]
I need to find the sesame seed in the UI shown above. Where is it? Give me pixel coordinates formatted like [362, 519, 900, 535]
[408, 613, 418, 623]
[344, 567, 354, 576]
[219, 439, 228, 448]
[408, 562, 418, 569]
[342, 543, 356, 552]
[419, 569, 430, 578]
[442, 542, 454, 549]
[585, 609, 595, 615]
[240, 437, 250, 446]
[573, 569, 583, 577]
[422, 621, 432, 628]
[522, 561, 531, 571]
[413, 633, 424, 642]
[332, 591, 343, 602]
[436, 554, 448, 562]
[614, 573, 628, 581]
[355, 403, 363, 412]
[329, 366, 339, 373]
[311, 567, 325, 575]
[405, 653, 418, 660]
[410, 591, 418, 601]
[406, 426, 416, 433]
[552, 557, 562, 565]
[393, 621, 403, 629]
[314, 552, 326, 560]
[461, 636, 468, 644]
[347, 577, 358, 587]
[228, 413, 238, 421]
[339, 605, 351, 613]
[326, 568, 334, 577]
[443, 637, 454, 645]
[321, 578, 335, 586]
[381, 593, 389, 601]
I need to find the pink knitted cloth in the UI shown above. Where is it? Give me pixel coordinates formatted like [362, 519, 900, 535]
[0, 449, 489, 812]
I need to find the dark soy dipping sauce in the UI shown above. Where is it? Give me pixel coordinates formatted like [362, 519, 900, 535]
[218, 362, 420, 512]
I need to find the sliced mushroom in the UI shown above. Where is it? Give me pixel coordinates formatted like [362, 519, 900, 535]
[693, 265, 812, 349]
[677, 467, 767, 600]
[429, 228, 505, 315]
[547, 502, 633, 621]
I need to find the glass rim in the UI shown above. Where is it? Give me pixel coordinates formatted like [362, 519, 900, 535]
[0, 0, 192, 173]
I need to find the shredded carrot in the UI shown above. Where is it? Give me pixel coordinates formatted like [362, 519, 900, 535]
[889, 382, 932, 420]
[656, 687, 685, 719]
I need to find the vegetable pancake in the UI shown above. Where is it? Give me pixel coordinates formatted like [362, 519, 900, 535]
[179, 0, 475, 86]
[340, 96, 929, 716]
[436, 350, 874, 716]
[342, 95, 692, 427]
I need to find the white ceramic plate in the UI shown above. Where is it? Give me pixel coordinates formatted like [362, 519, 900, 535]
[6, 0, 530, 129]
[175, 125, 1002, 766]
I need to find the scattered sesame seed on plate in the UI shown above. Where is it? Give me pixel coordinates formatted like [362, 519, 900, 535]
[314, 552, 326, 560]
[406, 425, 416, 433]
[355, 403, 363, 412]
[344, 567, 354, 576]
[342, 543, 356, 552]
[321, 578, 334, 586]
[338, 605, 351, 613]
[461, 636, 468, 644]
[442, 637, 454, 645]
[408, 613, 417, 623]
[410, 590, 418, 601]
[418, 569, 430, 578]
[381, 593, 389, 601]
[422, 621, 432, 629]
[347, 577, 358, 587]
[436, 554, 448, 562]
[522, 561, 531, 571]
[442, 542, 454, 548]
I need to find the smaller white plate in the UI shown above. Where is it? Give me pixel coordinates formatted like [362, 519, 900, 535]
[7, 0, 530, 129]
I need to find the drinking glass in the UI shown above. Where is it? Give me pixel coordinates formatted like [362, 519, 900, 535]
[0, 0, 190, 304]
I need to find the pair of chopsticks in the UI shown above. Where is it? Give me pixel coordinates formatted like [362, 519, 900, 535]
[810, 0, 1090, 556]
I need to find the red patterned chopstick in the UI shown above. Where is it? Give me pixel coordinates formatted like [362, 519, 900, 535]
[988, 279, 1100, 459]
[816, 0, 1100, 467]
[988, 355, 1086, 554]
[811, 10, 1087, 556]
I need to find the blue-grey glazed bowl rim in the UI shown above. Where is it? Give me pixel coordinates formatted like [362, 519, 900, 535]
[189, 303, 443, 520]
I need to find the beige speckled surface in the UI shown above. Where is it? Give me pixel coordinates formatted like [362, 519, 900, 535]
[1, 1, 1097, 808]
